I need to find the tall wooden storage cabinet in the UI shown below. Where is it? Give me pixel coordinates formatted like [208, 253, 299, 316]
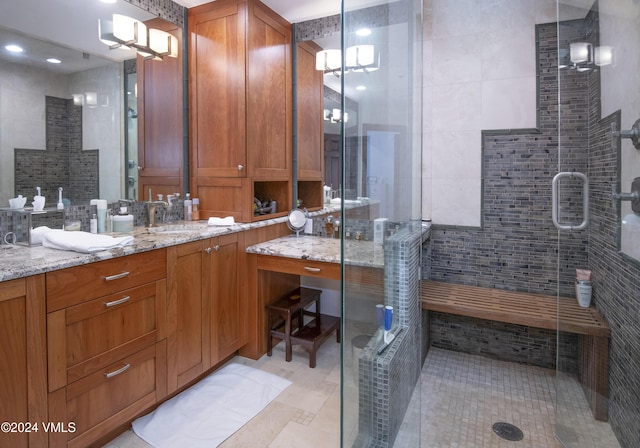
[189, 0, 292, 222]
[137, 18, 184, 200]
[296, 40, 325, 211]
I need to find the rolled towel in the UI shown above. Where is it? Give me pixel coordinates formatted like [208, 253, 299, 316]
[30, 226, 52, 245]
[42, 229, 133, 253]
[207, 216, 235, 226]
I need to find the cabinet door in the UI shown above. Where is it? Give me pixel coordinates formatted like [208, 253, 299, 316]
[296, 40, 324, 181]
[246, 1, 292, 179]
[167, 240, 211, 392]
[137, 18, 184, 200]
[210, 233, 242, 364]
[0, 276, 47, 448]
[189, 3, 247, 179]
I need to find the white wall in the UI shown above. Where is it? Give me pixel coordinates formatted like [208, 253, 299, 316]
[422, 0, 558, 226]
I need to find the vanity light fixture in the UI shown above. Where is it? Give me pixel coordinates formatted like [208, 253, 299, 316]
[98, 14, 178, 60]
[324, 108, 348, 123]
[563, 42, 613, 72]
[316, 45, 380, 75]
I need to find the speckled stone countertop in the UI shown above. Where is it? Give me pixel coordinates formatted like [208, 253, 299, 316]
[245, 235, 383, 268]
[246, 222, 431, 268]
[0, 202, 430, 282]
[0, 204, 347, 283]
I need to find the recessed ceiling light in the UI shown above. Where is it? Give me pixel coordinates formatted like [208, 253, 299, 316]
[5, 44, 23, 53]
[47, 58, 62, 64]
[356, 28, 372, 37]
[356, 85, 367, 91]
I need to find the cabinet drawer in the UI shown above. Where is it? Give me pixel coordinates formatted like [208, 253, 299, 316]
[47, 249, 167, 311]
[65, 281, 165, 383]
[63, 343, 164, 448]
[256, 254, 339, 280]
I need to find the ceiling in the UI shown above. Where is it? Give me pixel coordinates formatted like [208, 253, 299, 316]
[0, 0, 596, 75]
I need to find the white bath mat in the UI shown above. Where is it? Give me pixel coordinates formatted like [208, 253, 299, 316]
[132, 363, 291, 448]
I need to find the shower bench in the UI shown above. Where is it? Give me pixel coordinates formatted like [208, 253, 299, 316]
[420, 280, 610, 422]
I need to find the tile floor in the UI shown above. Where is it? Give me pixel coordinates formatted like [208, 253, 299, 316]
[104, 344, 620, 448]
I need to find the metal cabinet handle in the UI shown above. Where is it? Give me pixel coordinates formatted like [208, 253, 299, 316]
[237, 164, 244, 171]
[104, 363, 130, 379]
[213, 245, 220, 251]
[205, 247, 212, 254]
[104, 271, 130, 281]
[104, 296, 131, 308]
[304, 267, 321, 273]
[552, 172, 589, 231]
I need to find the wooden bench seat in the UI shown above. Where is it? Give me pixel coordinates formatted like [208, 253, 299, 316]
[420, 280, 610, 421]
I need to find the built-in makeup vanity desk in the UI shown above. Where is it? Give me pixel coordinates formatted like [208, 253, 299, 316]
[242, 235, 386, 359]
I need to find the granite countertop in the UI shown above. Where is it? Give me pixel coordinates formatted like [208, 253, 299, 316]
[245, 235, 385, 268]
[246, 222, 431, 269]
[0, 201, 430, 282]
[0, 204, 346, 283]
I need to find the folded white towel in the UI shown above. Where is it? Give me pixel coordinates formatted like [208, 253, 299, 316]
[207, 216, 235, 226]
[42, 229, 133, 253]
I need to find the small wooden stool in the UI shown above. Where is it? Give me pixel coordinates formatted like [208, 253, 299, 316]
[266, 287, 340, 368]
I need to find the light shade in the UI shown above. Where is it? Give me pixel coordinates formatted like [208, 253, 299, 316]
[346, 45, 375, 68]
[316, 49, 342, 72]
[595, 46, 613, 66]
[569, 42, 592, 64]
[99, 14, 147, 49]
[148, 29, 178, 58]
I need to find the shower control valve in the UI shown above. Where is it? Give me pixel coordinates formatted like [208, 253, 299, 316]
[611, 177, 640, 214]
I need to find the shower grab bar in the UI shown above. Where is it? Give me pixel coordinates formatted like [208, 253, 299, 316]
[552, 172, 589, 231]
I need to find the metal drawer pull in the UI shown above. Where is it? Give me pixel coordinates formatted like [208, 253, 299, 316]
[104, 296, 131, 308]
[104, 363, 130, 379]
[304, 267, 321, 273]
[104, 271, 130, 281]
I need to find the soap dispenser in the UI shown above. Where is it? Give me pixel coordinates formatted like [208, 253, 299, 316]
[112, 206, 134, 233]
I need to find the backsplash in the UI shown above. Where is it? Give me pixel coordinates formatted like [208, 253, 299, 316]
[0, 199, 184, 245]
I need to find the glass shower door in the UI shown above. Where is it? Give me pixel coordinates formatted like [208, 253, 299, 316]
[557, 0, 639, 446]
[340, 0, 423, 447]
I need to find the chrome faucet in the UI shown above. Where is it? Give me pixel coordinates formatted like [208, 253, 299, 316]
[146, 201, 168, 227]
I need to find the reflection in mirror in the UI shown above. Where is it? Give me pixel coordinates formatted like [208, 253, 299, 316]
[0, 0, 184, 207]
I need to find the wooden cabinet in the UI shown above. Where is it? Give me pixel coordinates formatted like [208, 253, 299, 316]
[211, 233, 244, 364]
[296, 40, 325, 211]
[46, 250, 167, 448]
[0, 276, 47, 448]
[137, 18, 184, 200]
[189, 0, 292, 222]
[167, 240, 210, 391]
[166, 233, 243, 392]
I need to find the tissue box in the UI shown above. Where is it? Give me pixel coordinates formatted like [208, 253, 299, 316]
[11, 208, 65, 246]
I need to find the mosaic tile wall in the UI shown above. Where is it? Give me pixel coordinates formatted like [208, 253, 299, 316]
[584, 11, 640, 448]
[15, 96, 99, 207]
[426, 21, 589, 369]
[357, 224, 422, 447]
[124, 0, 185, 28]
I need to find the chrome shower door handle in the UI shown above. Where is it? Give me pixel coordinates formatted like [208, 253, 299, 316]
[552, 172, 589, 231]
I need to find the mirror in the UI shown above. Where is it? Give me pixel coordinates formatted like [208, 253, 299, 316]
[0, 0, 184, 206]
[295, 9, 408, 211]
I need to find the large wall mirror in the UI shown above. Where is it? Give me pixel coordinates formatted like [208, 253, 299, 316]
[294, 4, 416, 220]
[0, 0, 184, 207]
